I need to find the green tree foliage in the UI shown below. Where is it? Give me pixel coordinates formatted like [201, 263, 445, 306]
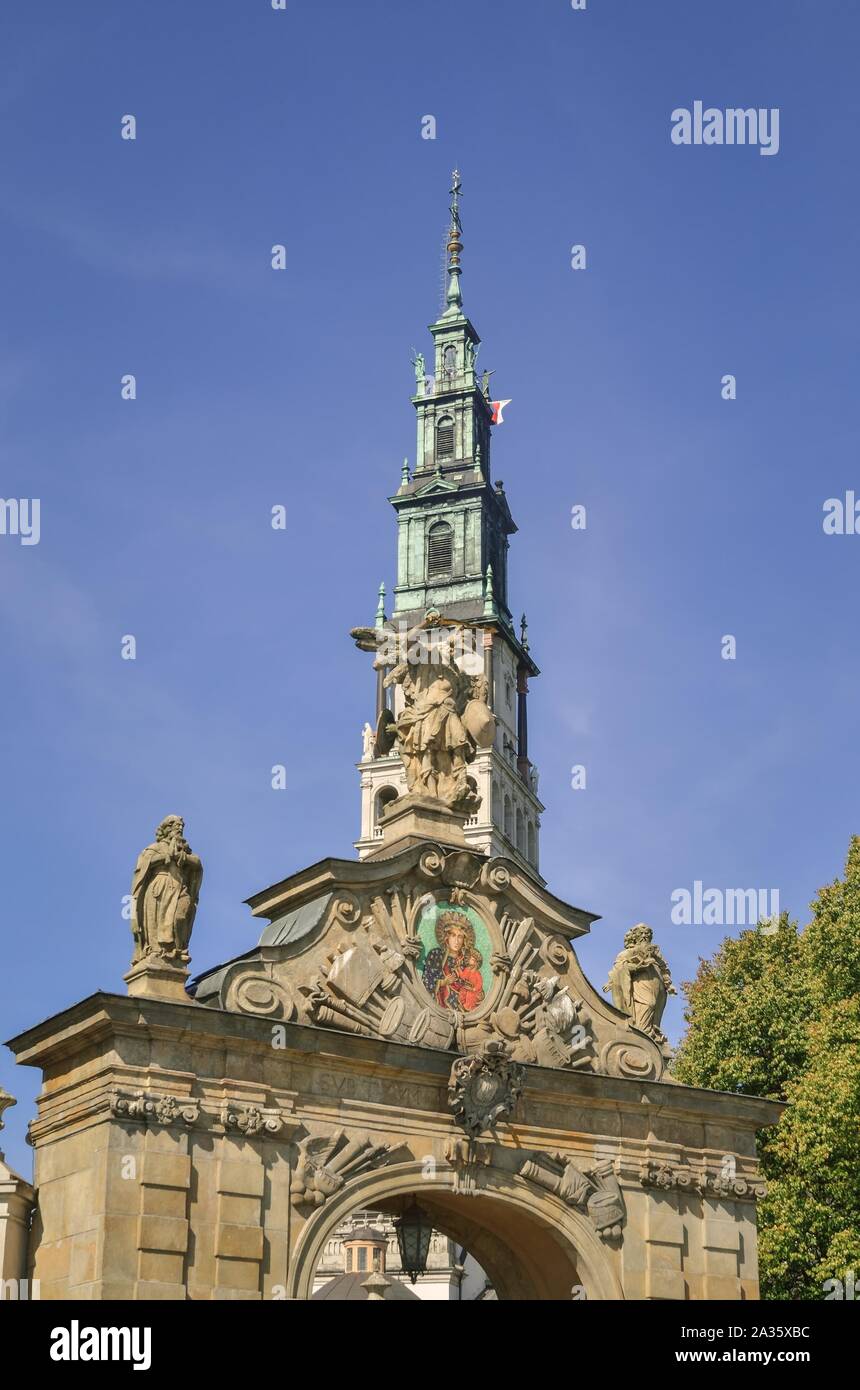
[673, 838, 860, 1299]
[802, 836, 860, 1009]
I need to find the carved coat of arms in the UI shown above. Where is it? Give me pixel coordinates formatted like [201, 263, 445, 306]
[448, 1040, 524, 1138]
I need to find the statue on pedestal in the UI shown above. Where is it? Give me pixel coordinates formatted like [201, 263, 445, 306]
[351, 616, 495, 814]
[603, 923, 675, 1045]
[361, 721, 375, 761]
[130, 815, 203, 968]
[411, 348, 426, 396]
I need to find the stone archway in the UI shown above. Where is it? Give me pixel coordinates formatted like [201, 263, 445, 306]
[289, 1160, 624, 1301]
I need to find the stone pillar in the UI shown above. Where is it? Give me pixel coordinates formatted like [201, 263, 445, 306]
[375, 666, 385, 722]
[0, 1155, 35, 1292]
[0, 1090, 35, 1294]
[135, 1134, 193, 1299]
[482, 629, 494, 713]
[516, 665, 530, 782]
[213, 1141, 267, 1299]
[643, 1202, 688, 1300]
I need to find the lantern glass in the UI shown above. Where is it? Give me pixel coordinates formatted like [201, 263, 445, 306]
[394, 1202, 432, 1284]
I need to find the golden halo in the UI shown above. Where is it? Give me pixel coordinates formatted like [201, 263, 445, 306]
[434, 910, 475, 951]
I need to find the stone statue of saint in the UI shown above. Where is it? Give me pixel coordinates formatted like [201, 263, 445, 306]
[387, 657, 475, 808]
[350, 617, 496, 813]
[411, 349, 426, 388]
[130, 815, 203, 967]
[361, 721, 375, 761]
[603, 923, 675, 1044]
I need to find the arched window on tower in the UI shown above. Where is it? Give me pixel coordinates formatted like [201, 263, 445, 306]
[516, 807, 525, 853]
[427, 521, 453, 579]
[435, 414, 454, 461]
[375, 786, 399, 832]
[443, 345, 456, 382]
[504, 795, 513, 840]
[527, 820, 536, 865]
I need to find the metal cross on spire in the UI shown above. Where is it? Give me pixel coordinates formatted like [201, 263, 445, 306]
[449, 168, 463, 234]
[445, 169, 464, 313]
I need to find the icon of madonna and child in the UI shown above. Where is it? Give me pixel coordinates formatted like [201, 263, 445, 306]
[417, 904, 491, 1014]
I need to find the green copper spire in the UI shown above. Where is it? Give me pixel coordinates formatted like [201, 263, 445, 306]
[391, 175, 524, 636]
[443, 169, 463, 316]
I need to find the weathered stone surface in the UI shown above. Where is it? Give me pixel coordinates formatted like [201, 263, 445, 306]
[127, 815, 203, 997]
[0, 1090, 35, 1290]
[350, 617, 496, 814]
[5, 988, 780, 1300]
[604, 923, 676, 1050]
[447, 1041, 523, 1137]
[191, 842, 676, 1090]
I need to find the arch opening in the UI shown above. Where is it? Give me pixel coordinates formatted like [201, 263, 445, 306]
[292, 1161, 622, 1302]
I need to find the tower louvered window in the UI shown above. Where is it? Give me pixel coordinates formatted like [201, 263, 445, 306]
[427, 521, 453, 578]
[436, 417, 454, 459]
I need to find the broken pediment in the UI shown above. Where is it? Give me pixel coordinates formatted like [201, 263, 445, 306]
[191, 840, 670, 1082]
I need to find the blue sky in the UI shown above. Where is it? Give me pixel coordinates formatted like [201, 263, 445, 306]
[2, 0, 858, 1178]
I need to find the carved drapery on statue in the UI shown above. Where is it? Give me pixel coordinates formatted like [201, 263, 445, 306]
[603, 923, 675, 1047]
[130, 815, 203, 967]
[350, 614, 496, 814]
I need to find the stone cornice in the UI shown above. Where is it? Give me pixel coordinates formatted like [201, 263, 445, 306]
[242, 845, 595, 935]
[634, 1158, 768, 1203]
[7, 991, 784, 1138]
[25, 1068, 299, 1146]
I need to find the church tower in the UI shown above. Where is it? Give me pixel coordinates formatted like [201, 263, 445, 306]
[356, 173, 544, 881]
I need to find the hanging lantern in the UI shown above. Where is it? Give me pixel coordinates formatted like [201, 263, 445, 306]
[393, 1201, 432, 1284]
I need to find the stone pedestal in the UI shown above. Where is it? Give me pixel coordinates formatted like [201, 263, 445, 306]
[365, 792, 471, 859]
[124, 956, 193, 1003]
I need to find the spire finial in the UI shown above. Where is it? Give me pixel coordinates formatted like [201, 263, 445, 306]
[483, 564, 496, 617]
[444, 169, 463, 314]
[401, 457, 410, 487]
[375, 581, 386, 630]
[520, 613, 530, 651]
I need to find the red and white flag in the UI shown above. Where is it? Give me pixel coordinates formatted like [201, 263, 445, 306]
[491, 398, 512, 425]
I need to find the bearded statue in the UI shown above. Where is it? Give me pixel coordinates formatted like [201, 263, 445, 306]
[130, 815, 203, 968]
